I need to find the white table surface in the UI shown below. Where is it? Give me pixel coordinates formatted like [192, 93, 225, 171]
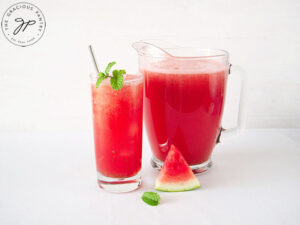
[0, 129, 299, 225]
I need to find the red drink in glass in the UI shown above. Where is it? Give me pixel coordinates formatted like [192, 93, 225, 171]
[91, 74, 143, 192]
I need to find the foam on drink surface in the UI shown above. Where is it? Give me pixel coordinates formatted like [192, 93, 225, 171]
[91, 74, 143, 115]
[93, 74, 143, 87]
[142, 58, 227, 74]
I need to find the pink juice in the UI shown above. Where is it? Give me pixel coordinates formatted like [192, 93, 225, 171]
[91, 75, 143, 178]
[143, 59, 228, 165]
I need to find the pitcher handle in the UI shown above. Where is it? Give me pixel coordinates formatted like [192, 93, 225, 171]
[217, 64, 248, 142]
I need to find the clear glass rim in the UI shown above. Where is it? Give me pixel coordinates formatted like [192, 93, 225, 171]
[133, 40, 229, 60]
[170, 48, 229, 58]
[138, 48, 229, 59]
[89, 73, 144, 83]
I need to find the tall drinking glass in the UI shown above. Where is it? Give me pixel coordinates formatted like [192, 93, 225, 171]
[90, 73, 143, 192]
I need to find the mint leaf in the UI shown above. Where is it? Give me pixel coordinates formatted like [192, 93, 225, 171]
[119, 69, 126, 75]
[105, 61, 116, 75]
[96, 72, 107, 88]
[98, 72, 107, 78]
[142, 192, 160, 206]
[110, 70, 124, 90]
[95, 62, 125, 90]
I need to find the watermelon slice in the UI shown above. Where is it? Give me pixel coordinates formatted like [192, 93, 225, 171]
[155, 145, 201, 192]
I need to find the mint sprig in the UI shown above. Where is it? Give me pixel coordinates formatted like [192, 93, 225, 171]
[96, 61, 126, 90]
[105, 62, 116, 75]
[110, 69, 125, 90]
[96, 72, 106, 88]
[142, 192, 160, 206]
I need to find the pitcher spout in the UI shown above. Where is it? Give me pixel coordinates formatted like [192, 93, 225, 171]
[132, 40, 174, 57]
[132, 41, 147, 56]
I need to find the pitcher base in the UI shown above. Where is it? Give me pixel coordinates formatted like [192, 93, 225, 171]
[151, 156, 212, 175]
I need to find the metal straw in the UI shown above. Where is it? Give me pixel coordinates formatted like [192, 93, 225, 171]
[88, 45, 99, 73]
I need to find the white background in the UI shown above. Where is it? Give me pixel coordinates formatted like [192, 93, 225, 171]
[0, 0, 299, 132]
[0, 1, 300, 225]
[0, 130, 299, 225]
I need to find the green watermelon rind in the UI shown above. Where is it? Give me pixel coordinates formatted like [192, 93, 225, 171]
[155, 180, 201, 192]
[154, 145, 202, 192]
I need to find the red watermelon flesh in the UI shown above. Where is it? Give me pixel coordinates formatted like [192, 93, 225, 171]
[155, 145, 201, 192]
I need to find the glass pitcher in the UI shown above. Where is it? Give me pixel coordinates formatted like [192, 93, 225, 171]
[133, 40, 247, 174]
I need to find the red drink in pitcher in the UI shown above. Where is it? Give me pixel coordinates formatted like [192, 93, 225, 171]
[143, 59, 228, 166]
[134, 40, 246, 174]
